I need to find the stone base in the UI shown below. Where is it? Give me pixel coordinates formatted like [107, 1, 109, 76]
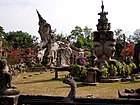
[136, 75, 140, 79]
[83, 82, 98, 86]
[118, 90, 140, 99]
[121, 77, 132, 82]
[52, 78, 60, 80]
[100, 78, 121, 83]
[0, 95, 19, 105]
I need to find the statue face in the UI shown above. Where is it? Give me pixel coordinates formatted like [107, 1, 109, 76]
[94, 42, 103, 58]
[94, 41, 116, 60]
[104, 41, 116, 57]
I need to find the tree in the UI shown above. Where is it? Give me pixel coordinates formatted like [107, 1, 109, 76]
[5, 31, 38, 50]
[0, 26, 8, 48]
[114, 29, 124, 41]
[69, 26, 83, 44]
[0, 26, 6, 35]
[114, 29, 127, 60]
[69, 26, 94, 49]
[129, 29, 140, 43]
[76, 36, 84, 48]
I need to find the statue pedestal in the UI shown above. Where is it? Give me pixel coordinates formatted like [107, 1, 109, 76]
[51, 66, 71, 80]
[83, 67, 98, 86]
[0, 95, 19, 105]
[118, 90, 140, 99]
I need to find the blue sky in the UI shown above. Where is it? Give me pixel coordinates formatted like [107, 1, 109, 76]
[0, 0, 140, 40]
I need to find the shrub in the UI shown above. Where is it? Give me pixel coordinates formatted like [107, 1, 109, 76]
[70, 64, 87, 79]
[101, 67, 109, 79]
[108, 64, 118, 78]
[116, 62, 124, 76]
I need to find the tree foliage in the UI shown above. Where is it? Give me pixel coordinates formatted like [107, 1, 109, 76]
[69, 26, 94, 49]
[128, 28, 140, 43]
[5, 31, 38, 50]
[114, 29, 126, 59]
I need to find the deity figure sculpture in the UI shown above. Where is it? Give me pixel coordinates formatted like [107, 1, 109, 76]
[0, 59, 20, 95]
[36, 10, 86, 67]
[36, 10, 57, 50]
[36, 10, 58, 67]
[93, 1, 117, 65]
[94, 41, 116, 61]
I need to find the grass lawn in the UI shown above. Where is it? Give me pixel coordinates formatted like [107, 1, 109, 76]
[12, 71, 140, 99]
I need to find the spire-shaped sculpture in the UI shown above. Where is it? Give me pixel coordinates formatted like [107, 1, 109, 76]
[93, 1, 117, 62]
[96, 0, 110, 32]
[94, 1, 114, 42]
[36, 9, 43, 20]
[36, 10, 52, 42]
[101, 0, 104, 13]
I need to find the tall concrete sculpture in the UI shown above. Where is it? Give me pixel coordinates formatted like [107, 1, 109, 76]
[36, 10, 90, 67]
[93, 1, 117, 64]
[36, 10, 58, 67]
[36, 10, 74, 67]
[36, 10, 56, 50]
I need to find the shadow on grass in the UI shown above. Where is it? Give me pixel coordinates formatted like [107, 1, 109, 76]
[120, 80, 140, 84]
[15, 78, 64, 84]
[59, 83, 89, 89]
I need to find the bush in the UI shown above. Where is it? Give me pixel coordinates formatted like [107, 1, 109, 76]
[70, 64, 87, 79]
[100, 61, 136, 79]
[101, 67, 108, 79]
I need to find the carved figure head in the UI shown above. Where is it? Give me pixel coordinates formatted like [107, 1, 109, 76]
[94, 42, 103, 58]
[94, 41, 116, 61]
[104, 41, 116, 57]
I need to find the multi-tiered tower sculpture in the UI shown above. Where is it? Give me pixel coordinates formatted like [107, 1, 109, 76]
[93, 1, 116, 62]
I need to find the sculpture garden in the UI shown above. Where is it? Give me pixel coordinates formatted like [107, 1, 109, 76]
[1, 1, 140, 105]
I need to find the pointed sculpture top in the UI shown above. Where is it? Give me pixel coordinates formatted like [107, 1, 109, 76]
[36, 9, 43, 20]
[94, 0, 114, 42]
[101, 0, 104, 13]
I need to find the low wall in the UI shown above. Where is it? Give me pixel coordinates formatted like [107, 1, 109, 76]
[17, 94, 140, 105]
[25, 67, 48, 72]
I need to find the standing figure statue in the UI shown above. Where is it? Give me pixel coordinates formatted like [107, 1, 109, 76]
[36, 10, 58, 67]
[36, 10, 54, 49]
[36, 10, 83, 67]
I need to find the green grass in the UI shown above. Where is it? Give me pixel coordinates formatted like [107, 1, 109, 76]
[12, 71, 140, 99]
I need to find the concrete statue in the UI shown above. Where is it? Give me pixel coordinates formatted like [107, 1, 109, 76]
[93, 1, 117, 64]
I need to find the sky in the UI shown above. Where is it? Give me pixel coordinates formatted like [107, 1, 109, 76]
[0, 0, 140, 40]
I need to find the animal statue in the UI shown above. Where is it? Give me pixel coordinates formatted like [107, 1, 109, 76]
[0, 59, 20, 95]
[63, 75, 77, 102]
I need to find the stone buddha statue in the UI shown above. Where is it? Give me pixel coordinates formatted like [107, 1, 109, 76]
[0, 59, 20, 95]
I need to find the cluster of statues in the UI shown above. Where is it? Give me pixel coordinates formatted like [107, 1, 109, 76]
[36, 10, 84, 68]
